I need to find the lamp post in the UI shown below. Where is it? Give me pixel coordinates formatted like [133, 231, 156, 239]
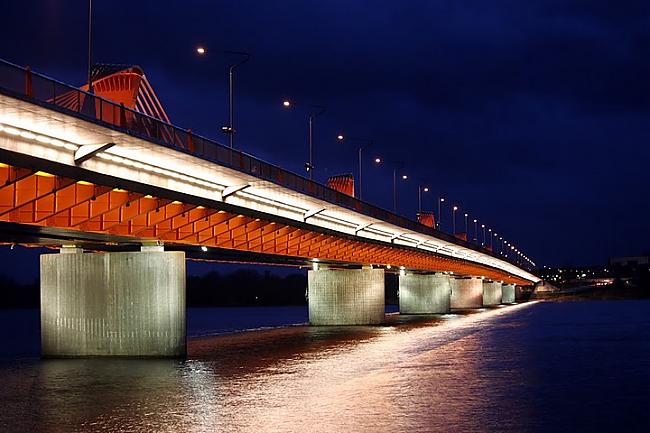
[393, 167, 408, 213]
[452, 206, 458, 235]
[464, 213, 468, 237]
[336, 134, 373, 199]
[473, 219, 478, 244]
[418, 185, 429, 213]
[196, 47, 251, 149]
[283, 100, 325, 179]
[438, 197, 445, 230]
[481, 224, 486, 247]
[225, 51, 251, 149]
[87, 0, 93, 94]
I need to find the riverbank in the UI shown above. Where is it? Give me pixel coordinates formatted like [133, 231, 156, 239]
[535, 284, 650, 302]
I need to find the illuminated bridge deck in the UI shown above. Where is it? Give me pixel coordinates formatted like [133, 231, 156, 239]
[0, 59, 538, 285]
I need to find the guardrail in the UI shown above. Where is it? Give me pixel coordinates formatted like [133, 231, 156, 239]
[0, 58, 526, 269]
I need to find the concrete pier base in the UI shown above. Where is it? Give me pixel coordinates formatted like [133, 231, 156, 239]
[450, 277, 483, 309]
[502, 284, 516, 304]
[399, 273, 451, 314]
[40, 251, 186, 358]
[482, 281, 503, 306]
[308, 268, 385, 325]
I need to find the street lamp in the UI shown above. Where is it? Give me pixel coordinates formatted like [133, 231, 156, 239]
[392, 166, 408, 213]
[450, 206, 458, 235]
[87, 0, 94, 94]
[418, 185, 429, 213]
[481, 224, 486, 246]
[196, 47, 251, 149]
[473, 219, 478, 244]
[438, 197, 445, 230]
[336, 134, 373, 200]
[464, 213, 469, 237]
[283, 100, 325, 179]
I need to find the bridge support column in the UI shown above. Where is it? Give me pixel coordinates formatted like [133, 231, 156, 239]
[482, 280, 503, 306]
[502, 284, 516, 304]
[40, 250, 186, 358]
[399, 273, 451, 314]
[308, 268, 385, 325]
[450, 277, 484, 309]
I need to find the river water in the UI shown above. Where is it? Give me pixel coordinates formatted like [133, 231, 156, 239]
[1, 300, 649, 432]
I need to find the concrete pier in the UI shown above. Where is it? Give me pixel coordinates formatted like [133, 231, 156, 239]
[502, 283, 516, 304]
[308, 268, 385, 325]
[482, 281, 503, 306]
[450, 277, 483, 309]
[41, 250, 186, 358]
[399, 273, 451, 314]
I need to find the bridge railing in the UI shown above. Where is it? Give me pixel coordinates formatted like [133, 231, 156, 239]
[0, 59, 527, 270]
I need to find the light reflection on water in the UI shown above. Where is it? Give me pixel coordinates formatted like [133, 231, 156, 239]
[2, 300, 650, 432]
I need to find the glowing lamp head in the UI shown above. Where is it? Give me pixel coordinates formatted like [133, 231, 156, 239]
[196, 47, 206, 55]
[453, 206, 458, 211]
[200, 245, 208, 252]
[464, 213, 468, 217]
[402, 175, 408, 180]
[440, 198, 445, 202]
[423, 187, 429, 192]
[481, 224, 485, 228]
[282, 100, 291, 107]
[473, 219, 477, 223]
[374, 157, 381, 164]
[337, 134, 344, 140]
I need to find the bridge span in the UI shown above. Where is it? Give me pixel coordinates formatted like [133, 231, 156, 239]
[0, 59, 539, 358]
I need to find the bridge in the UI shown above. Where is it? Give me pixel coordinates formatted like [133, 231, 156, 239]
[0, 59, 539, 358]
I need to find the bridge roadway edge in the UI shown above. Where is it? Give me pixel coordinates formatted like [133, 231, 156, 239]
[0, 147, 530, 284]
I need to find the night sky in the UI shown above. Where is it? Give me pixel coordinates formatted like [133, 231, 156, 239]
[1, 0, 649, 278]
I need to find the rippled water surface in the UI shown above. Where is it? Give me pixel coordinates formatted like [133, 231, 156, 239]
[2, 300, 650, 432]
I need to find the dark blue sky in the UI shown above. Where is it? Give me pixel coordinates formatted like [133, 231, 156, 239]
[1, 0, 649, 271]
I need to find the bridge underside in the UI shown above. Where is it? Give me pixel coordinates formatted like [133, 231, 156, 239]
[0, 155, 529, 285]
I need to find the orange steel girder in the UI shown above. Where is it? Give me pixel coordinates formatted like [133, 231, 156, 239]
[0, 164, 529, 284]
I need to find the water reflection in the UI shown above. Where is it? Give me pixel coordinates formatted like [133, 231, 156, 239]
[2, 301, 650, 432]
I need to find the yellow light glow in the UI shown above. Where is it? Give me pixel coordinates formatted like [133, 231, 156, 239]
[112, 188, 127, 192]
[143, 195, 154, 199]
[76, 180, 93, 186]
[35, 171, 54, 177]
[171, 200, 182, 205]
